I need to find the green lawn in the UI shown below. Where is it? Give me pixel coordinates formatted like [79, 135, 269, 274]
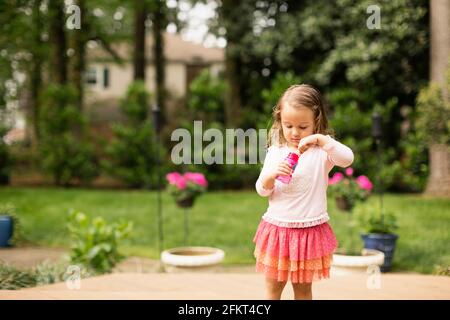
[1, 187, 449, 274]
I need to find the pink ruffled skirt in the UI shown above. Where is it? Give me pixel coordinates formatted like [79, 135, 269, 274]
[253, 219, 338, 283]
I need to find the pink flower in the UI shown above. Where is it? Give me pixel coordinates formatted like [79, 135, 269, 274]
[328, 172, 344, 185]
[356, 175, 373, 191]
[345, 167, 354, 177]
[184, 172, 208, 187]
[176, 177, 187, 190]
[166, 172, 182, 185]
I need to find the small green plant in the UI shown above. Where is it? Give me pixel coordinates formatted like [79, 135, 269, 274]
[67, 210, 133, 274]
[355, 205, 399, 234]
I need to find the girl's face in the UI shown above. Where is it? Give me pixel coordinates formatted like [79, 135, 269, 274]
[280, 103, 315, 148]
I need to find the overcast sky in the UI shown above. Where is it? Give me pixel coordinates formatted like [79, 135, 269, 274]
[166, 0, 226, 48]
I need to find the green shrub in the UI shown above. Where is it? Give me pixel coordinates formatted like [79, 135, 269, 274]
[187, 69, 226, 125]
[416, 63, 450, 145]
[103, 81, 160, 188]
[327, 87, 429, 192]
[67, 210, 133, 274]
[39, 84, 99, 186]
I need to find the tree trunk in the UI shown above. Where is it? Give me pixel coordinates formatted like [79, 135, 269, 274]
[425, 144, 450, 197]
[69, 0, 87, 113]
[430, 0, 450, 86]
[219, 0, 244, 128]
[133, 0, 146, 81]
[224, 46, 242, 127]
[48, 0, 67, 85]
[427, 0, 450, 197]
[28, 0, 43, 147]
[152, 1, 166, 128]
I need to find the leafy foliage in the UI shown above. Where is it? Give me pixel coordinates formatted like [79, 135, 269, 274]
[67, 210, 133, 274]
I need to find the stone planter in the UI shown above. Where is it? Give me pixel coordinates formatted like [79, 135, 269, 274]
[161, 246, 225, 273]
[331, 249, 385, 276]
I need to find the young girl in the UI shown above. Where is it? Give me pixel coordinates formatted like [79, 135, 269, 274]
[253, 84, 354, 300]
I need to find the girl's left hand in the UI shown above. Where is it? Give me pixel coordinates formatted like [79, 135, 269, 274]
[297, 134, 319, 154]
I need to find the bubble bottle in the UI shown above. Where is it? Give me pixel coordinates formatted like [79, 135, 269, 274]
[276, 152, 299, 184]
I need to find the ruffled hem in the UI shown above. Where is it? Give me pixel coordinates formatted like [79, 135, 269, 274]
[262, 214, 330, 228]
[254, 248, 332, 271]
[255, 261, 331, 283]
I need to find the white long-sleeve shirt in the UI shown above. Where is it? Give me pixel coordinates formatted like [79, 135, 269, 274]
[255, 135, 354, 228]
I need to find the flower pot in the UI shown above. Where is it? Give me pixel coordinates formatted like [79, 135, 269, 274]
[161, 246, 225, 273]
[335, 196, 353, 212]
[0, 215, 13, 247]
[361, 233, 398, 272]
[331, 249, 385, 276]
[176, 197, 195, 208]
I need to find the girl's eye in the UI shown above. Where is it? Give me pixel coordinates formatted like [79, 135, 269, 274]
[286, 126, 292, 129]
[300, 127, 307, 130]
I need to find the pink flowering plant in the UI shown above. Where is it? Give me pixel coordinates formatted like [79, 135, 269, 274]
[328, 167, 373, 210]
[165, 172, 208, 203]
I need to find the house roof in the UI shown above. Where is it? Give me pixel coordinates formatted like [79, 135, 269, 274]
[87, 32, 224, 64]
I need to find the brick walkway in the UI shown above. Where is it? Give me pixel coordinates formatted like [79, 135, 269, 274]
[1, 272, 449, 300]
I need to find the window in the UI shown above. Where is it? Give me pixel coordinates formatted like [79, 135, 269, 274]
[103, 67, 109, 88]
[85, 68, 97, 85]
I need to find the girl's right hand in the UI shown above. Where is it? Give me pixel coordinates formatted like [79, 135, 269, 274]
[270, 161, 293, 179]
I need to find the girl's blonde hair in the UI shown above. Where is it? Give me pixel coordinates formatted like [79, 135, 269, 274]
[267, 84, 333, 147]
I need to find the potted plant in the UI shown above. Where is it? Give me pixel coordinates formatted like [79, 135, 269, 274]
[0, 204, 20, 248]
[355, 206, 399, 272]
[328, 168, 373, 212]
[162, 172, 225, 272]
[166, 172, 208, 208]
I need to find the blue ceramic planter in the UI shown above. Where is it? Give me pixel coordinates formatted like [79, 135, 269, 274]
[0, 215, 13, 247]
[361, 233, 398, 272]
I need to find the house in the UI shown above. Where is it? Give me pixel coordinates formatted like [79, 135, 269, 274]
[85, 32, 225, 127]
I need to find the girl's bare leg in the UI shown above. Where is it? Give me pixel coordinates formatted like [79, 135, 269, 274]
[292, 282, 313, 300]
[265, 276, 287, 300]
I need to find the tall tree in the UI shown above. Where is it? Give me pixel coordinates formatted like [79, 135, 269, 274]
[28, 0, 45, 145]
[69, 0, 87, 113]
[48, 0, 68, 84]
[216, 0, 254, 127]
[149, 0, 167, 127]
[425, 0, 450, 196]
[133, 0, 147, 80]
